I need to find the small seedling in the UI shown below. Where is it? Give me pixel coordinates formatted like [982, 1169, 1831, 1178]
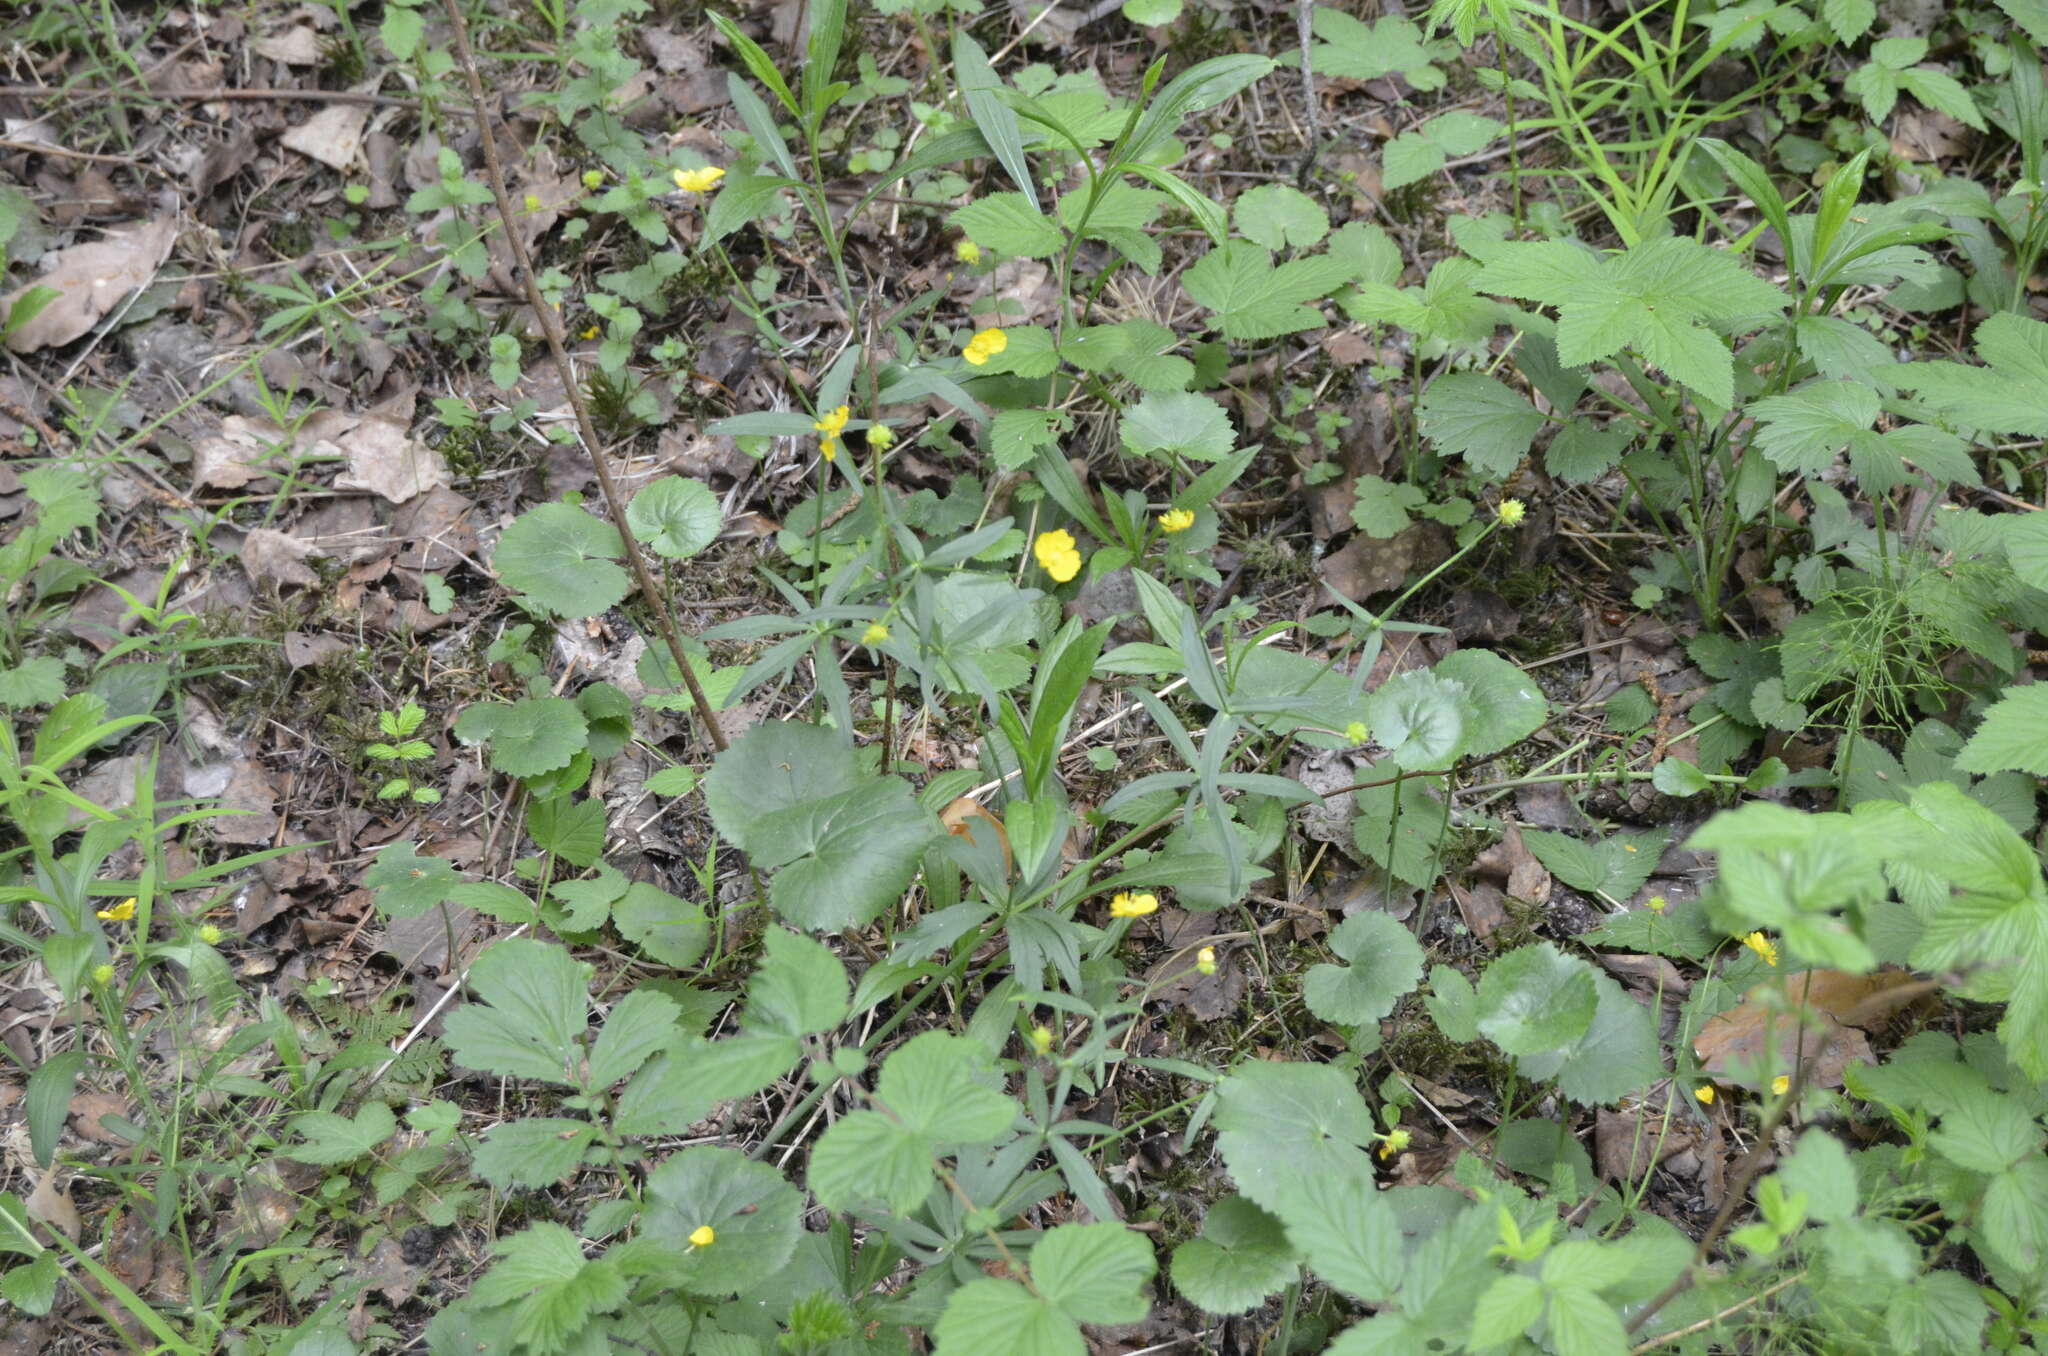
[365, 700, 441, 804]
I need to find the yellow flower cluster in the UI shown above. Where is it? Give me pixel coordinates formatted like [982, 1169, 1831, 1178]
[1742, 932, 1778, 967]
[673, 165, 725, 194]
[814, 404, 850, 462]
[1157, 508, 1195, 534]
[961, 327, 1008, 366]
[1034, 529, 1081, 583]
[1109, 891, 1158, 919]
[1496, 498, 1527, 528]
[862, 622, 890, 646]
[955, 239, 983, 265]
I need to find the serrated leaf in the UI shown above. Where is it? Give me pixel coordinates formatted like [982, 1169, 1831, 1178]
[1417, 373, 1543, 479]
[493, 502, 630, 618]
[1171, 1196, 1298, 1315]
[1748, 380, 1879, 474]
[1956, 683, 2048, 777]
[471, 1222, 627, 1353]
[951, 191, 1064, 258]
[638, 1146, 805, 1297]
[364, 842, 461, 918]
[443, 938, 591, 1086]
[1120, 391, 1236, 461]
[283, 1102, 397, 1165]
[471, 1118, 595, 1189]
[455, 696, 588, 778]
[1234, 183, 1328, 250]
[1183, 241, 1352, 340]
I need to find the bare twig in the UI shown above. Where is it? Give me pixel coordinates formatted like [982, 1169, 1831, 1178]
[1295, 0, 1320, 186]
[435, 0, 727, 752]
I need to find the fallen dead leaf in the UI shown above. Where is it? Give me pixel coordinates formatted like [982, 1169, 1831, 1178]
[241, 527, 321, 589]
[940, 797, 1012, 873]
[68, 1091, 131, 1143]
[1595, 1102, 1697, 1184]
[252, 25, 321, 64]
[3, 217, 178, 353]
[281, 101, 371, 171]
[1693, 974, 1885, 1091]
[26, 1166, 79, 1241]
[335, 411, 450, 504]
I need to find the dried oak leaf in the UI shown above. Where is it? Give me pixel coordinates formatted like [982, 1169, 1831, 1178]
[1691, 967, 1919, 1091]
[3, 217, 177, 353]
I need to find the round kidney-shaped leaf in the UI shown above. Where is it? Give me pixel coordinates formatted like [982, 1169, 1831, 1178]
[626, 476, 721, 559]
[1303, 910, 1425, 1025]
[493, 502, 630, 618]
[1476, 942, 1599, 1056]
[640, 1146, 803, 1297]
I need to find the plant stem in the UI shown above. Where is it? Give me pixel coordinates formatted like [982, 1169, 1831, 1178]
[437, 0, 726, 752]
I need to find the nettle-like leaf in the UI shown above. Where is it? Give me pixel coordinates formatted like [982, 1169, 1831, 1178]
[1475, 942, 1598, 1056]
[1956, 683, 2048, 778]
[1303, 909, 1425, 1025]
[1478, 237, 1788, 407]
[702, 719, 940, 931]
[950, 191, 1065, 258]
[1748, 380, 1974, 492]
[492, 501, 631, 618]
[1899, 311, 2048, 435]
[808, 1031, 1019, 1214]
[1062, 182, 1169, 273]
[1341, 255, 1497, 344]
[1843, 37, 1987, 130]
[932, 1224, 1156, 1356]
[1308, 9, 1444, 89]
[1171, 1195, 1299, 1316]
[1120, 390, 1236, 462]
[1065, 318, 1194, 391]
[1521, 827, 1666, 902]
[470, 1222, 627, 1355]
[625, 476, 721, 559]
[1382, 111, 1503, 191]
[281, 1102, 397, 1165]
[1182, 241, 1354, 340]
[1417, 372, 1544, 480]
[443, 938, 593, 1086]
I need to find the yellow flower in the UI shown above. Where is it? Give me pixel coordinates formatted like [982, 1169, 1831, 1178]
[523, 193, 542, 213]
[1696, 1085, 1716, 1105]
[1772, 1075, 1790, 1096]
[961, 327, 1008, 366]
[581, 324, 600, 340]
[91, 963, 115, 987]
[1497, 498, 1527, 528]
[1648, 895, 1667, 913]
[814, 404, 850, 463]
[1196, 946, 1217, 975]
[1377, 1127, 1411, 1160]
[1034, 529, 1082, 583]
[1344, 720, 1370, 744]
[199, 925, 224, 946]
[866, 424, 895, 450]
[1158, 508, 1196, 534]
[97, 898, 136, 922]
[1030, 1025, 1054, 1056]
[955, 238, 983, 265]
[862, 622, 890, 645]
[1742, 932, 1779, 967]
[688, 1224, 715, 1248]
[1110, 891, 1159, 919]
[673, 165, 725, 194]
[581, 169, 604, 189]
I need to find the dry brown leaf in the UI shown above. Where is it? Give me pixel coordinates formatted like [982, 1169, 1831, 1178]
[940, 797, 1012, 873]
[1595, 1103, 1697, 1184]
[26, 1166, 79, 1241]
[241, 527, 320, 588]
[1693, 979, 1878, 1091]
[68, 1091, 131, 1143]
[334, 411, 449, 503]
[252, 25, 321, 64]
[3, 217, 177, 353]
[283, 631, 354, 668]
[193, 415, 290, 490]
[281, 102, 370, 171]
[1781, 967, 1932, 1029]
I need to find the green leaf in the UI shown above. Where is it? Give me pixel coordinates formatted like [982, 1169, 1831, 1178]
[1777, 1128, 1859, 1223]
[1265, 1169, 1404, 1304]
[1542, 1284, 1628, 1356]
[954, 34, 1039, 213]
[1899, 312, 2048, 435]
[472, 1222, 627, 1353]
[931, 1278, 1079, 1356]
[1367, 670, 1464, 766]
[1213, 1061, 1377, 1215]
[744, 927, 850, 1038]
[703, 720, 939, 930]
[704, 171, 797, 245]
[1545, 423, 1631, 483]
[0, 1253, 57, 1317]
[1545, 972, 1662, 1104]
[364, 842, 461, 918]
[1476, 942, 1598, 1055]
[626, 477, 721, 559]
[1309, 10, 1443, 89]
[1417, 373, 1543, 480]
[1520, 828, 1665, 900]
[26, 1052, 85, 1169]
[1382, 111, 1502, 191]
[1171, 1195, 1299, 1315]
[1120, 391, 1236, 462]
[1350, 474, 1427, 538]
[454, 696, 589, 778]
[637, 1146, 805, 1296]
[1183, 241, 1352, 340]
[443, 938, 591, 1086]
[613, 882, 709, 969]
[1956, 683, 2048, 777]
[1747, 380, 1879, 474]
[588, 989, 681, 1089]
[808, 1032, 1017, 1213]
[951, 192, 1064, 258]
[492, 502, 630, 618]
[283, 1102, 398, 1165]
[1930, 1090, 2040, 1173]
[470, 1118, 595, 1189]
[1234, 183, 1329, 250]
[1032, 1223, 1156, 1324]
[0, 657, 65, 708]
[1471, 1273, 1545, 1347]
[1122, 0, 1183, 24]
[991, 408, 1064, 472]
[1303, 910, 1424, 1025]
[1433, 648, 1546, 758]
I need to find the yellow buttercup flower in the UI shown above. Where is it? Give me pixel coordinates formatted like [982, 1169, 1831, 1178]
[1034, 529, 1082, 583]
[961, 327, 1008, 366]
[91, 963, 116, 986]
[1030, 1025, 1054, 1055]
[581, 324, 600, 340]
[1648, 895, 1667, 913]
[1772, 1075, 1790, 1096]
[1158, 508, 1196, 534]
[1196, 946, 1217, 975]
[97, 898, 136, 922]
[1377, 1127, 1411, 1160]
[523, 193, 542, 213]
[1109, 891, 1158, 919]
[688, 1225, 715, 1248]
[199, 925, 224, 946]
[673, 165, 725, 194]
[1695, 1085, 1716, 1105]
[1742, 932, 1779, 967]
[866, 424, 895, 450]
[1497, 498, 1527, 527]
[955, 239, 983, 265]
[815, 404, 850, 463]
[1344, 721, 1370, 744]
[862, 622, 889, 645]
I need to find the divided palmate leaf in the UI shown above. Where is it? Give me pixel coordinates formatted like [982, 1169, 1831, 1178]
[1182, 241, 1354, 340]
